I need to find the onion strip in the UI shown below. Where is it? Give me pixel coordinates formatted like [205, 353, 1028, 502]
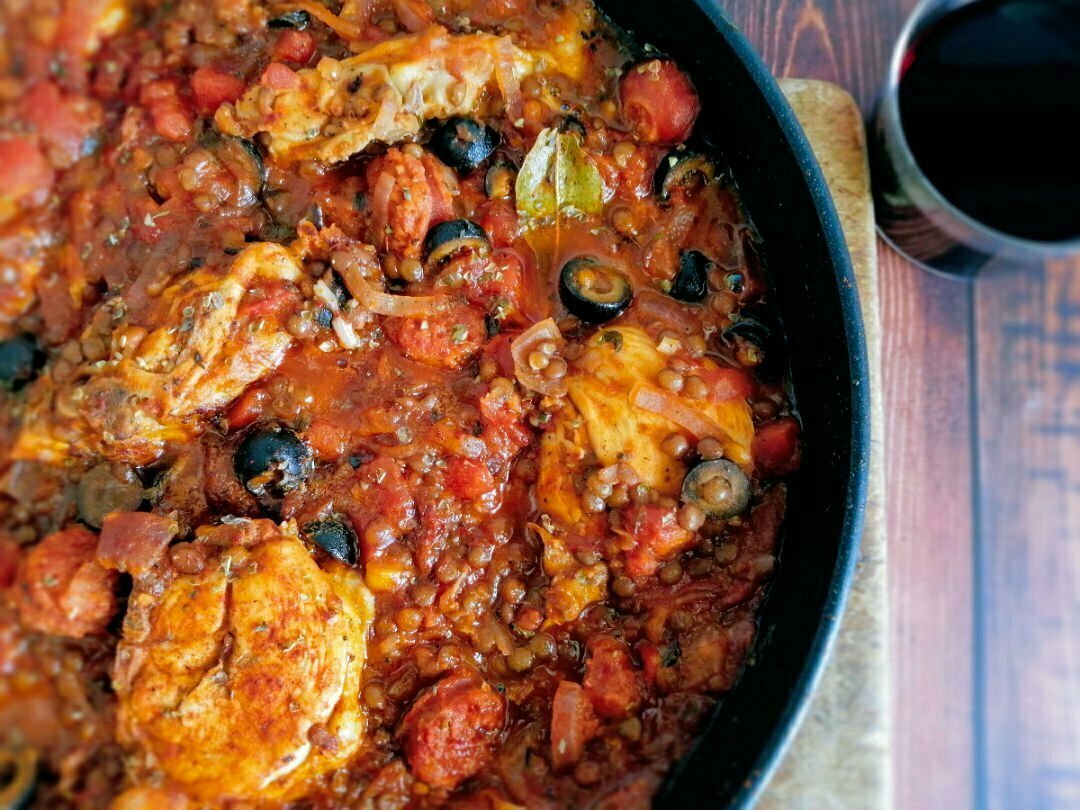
[336, 264, 453, 318]
[631, 289, 698, 336]
[510, 318, 568, 398]
[630, 384, 734, 446]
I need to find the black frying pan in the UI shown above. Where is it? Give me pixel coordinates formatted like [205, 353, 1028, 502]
[597, 3, 871, 807]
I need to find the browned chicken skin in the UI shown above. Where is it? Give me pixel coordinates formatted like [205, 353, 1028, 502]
[113, 520, 374, 802]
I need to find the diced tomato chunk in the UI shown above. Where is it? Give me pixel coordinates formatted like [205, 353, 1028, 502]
[476, 198, 519, 248]
[621, 504, 694, 578]
[753, 417, 801, 477]
[237, 282, 302, 321]
[273, 29, 317, 64]
[550, 680, 597, 771]
[139, 80, 193, 142]
[619, 59, 700, 145]
[477, 381, 531, 462]
[0, 136, 54, 215]
[397, 668, 506, 789]
[305, 419, 350, 461]
[17, 81, 102, 167]
[583, 635, 643, 720]
[190, 66, 246, 114]
[260, 62, 301, 90]
[699, 367, 754, 401]
[11, 526, 118, 638]
[349, 458, 417, 561]
[226, 386, 270, 431]
[97, 512, 178, 576]
[444, 457, 498, 507]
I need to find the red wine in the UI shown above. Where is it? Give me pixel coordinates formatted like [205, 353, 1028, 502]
[898, 0, 1080, 243]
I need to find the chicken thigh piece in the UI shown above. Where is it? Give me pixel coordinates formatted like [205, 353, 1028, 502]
[11, 242, 302, 466]
[216, 12, 592, 164]
[113, 519, 374, 802]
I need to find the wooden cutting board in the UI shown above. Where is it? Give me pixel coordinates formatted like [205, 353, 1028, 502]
[756, 80, 890, 810]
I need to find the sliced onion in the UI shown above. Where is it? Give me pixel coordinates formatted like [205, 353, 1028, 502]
[631, 289, 698, 336]
[314, 278, 361, 348]
[494, 39, 525, 122]
[390, 0, 434, 33]
[332, 316, 361, 349]
[340, 0, 374, 27]
[313, 279, 341, 311]
[631, 383, 734, 445]
[367, 170, 396, 245]
[337, 263, 452, 318]
[511, 318, 568, 398]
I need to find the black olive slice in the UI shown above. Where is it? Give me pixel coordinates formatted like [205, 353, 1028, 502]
[681, 459, 750, 520]
[0, 743, 37, 810]
[655, 151, 717, 200]
[671, 250, 713, 302]
[429, 117, 500, 173]
[484, 158, 517, 200]
[305, 517, 359, 566]
[721, 312, 783, 381]
[226, 137, 267, 199]
[268, 10, 310, 28]
[558, 257, 633, 324]
[234, 424, 313, 501]
[423, 219, 491, 268]
[0, 335, 45, 391]
[557, 115, 587, 140]
[199, 135, 267, 206]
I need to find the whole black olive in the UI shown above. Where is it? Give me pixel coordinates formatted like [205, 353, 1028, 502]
[671, 250, 713, 302]
[234, 425, 313, 500]
[0, 743, 37, 810]
[423, 219, 491, 268]
[0, 335, 45, 391]
[681, 459, 750, 520]
[655, 151, 717, 200]
[429, 117, 500, 173]
[268, 10, 310, 28]
[722, 312, 783, 381]
[77, 464, 145, 529]
[305, 517, 359, 566]
[559, 257, 633, 324]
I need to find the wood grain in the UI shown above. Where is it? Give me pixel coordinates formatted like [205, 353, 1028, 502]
[720, 3, 977, 809]
[878, 249, 975, 810]
[974, 258, 1080, 810]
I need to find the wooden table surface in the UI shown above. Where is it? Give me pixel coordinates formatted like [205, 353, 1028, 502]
[720, 2, 1080, 809]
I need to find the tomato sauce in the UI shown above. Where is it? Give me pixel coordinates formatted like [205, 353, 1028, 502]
[0, 1, 801, 807]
